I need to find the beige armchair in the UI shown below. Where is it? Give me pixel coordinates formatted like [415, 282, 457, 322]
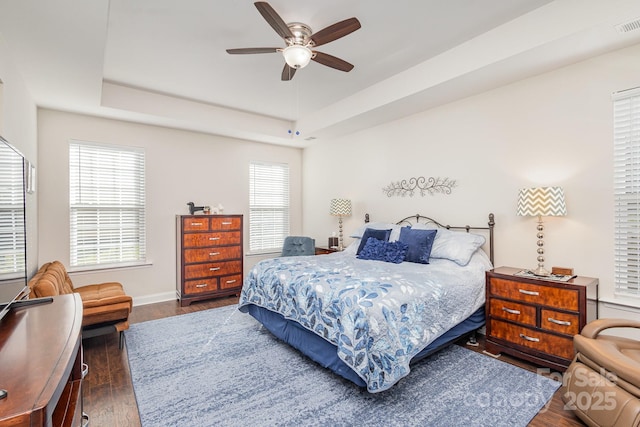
[562, 318, 640, 427]
[28, 261, 132, 348]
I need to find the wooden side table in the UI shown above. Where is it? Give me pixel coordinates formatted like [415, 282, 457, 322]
[485, 266, 598, 371]
[315, 246, 340, 255]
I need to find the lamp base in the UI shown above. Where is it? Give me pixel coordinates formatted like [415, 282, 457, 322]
[531, 266, 551, 277]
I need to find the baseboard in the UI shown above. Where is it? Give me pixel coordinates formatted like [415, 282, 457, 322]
[132, 291, 176, 307]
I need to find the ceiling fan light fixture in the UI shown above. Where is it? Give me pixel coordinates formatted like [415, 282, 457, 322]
[283, 45, 312, 69]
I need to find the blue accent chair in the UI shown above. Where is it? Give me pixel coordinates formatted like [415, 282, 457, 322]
[281, 236, 315, 257]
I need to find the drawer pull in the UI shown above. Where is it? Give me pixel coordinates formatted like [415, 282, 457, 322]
[209, 252, 221, 256]
[502, 307, 521, 315]
[221, 221, 233, 225]
[226, 279, 237, 284]
[210, 267, 221, 271]
[547, 317, 571, 326]
[519, 333, 540, 342]
[518, 289, 539, 296]
[195, 283, 208, 288]
[190, 222, 203, 226]
[209, 237, 221, 241]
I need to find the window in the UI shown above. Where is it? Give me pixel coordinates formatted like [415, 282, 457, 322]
[0, 141, 25, 276]
[614, 87, 640, 296]
[69, 141, 146, 268]
[249, 161, 289, 252]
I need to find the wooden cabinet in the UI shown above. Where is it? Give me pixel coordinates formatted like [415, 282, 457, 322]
[485, 266, 598, 371]
[0, 294, 84, 427]
[176, 215, 243, 306]
[314, 246, 340, 255]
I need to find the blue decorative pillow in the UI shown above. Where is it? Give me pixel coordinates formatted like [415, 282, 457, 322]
[357, 237, 409, 264]
[399, 227, 437, 264]
[356, 227, 392, 254]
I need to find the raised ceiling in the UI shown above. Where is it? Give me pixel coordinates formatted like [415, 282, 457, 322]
[1, 0, 640, 147]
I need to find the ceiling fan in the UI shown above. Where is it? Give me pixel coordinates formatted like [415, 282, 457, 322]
[226, 2, 361, 81]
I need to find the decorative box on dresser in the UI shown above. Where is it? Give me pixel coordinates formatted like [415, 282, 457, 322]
[485, 266, 598, 372]
[176, 214, 243, 307]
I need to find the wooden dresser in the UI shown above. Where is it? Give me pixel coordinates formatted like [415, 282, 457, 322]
[485, 266, 598, 371]
[0, 294, 84, 427]
[176, 215, 243, 306]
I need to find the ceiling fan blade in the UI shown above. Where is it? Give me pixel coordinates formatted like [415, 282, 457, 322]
[226, 47, 280, 55]
[254, 2, 293, 40]
[310, 17, 361, 47]
[312, 52, 354, 72]
[281, 64, 297, 81]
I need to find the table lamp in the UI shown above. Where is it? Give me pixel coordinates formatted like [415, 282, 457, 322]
[517, 186, 567, 276]
[329, 199, 352, 250]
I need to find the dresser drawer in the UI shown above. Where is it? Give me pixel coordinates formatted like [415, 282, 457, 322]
[184, 260, 242, 280]
[489, 278, 579, 311]
[184, 246, 242, 263]
[541, 309, 579, 336]
[488, 298, 536, 327]
[211, 217, 242, 231]
[489, 319, 574, 360]
[183, 217, 210, 231]
[220, 274, 242, 290]
[183, 231, 242, 247]
[184, 278, 218, 294]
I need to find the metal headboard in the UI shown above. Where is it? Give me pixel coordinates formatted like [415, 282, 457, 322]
[364, 213, 495, 265]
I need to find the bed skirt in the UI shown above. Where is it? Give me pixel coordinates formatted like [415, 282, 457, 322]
[244, 304, 485, 388]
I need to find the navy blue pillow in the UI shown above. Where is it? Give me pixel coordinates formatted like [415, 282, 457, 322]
[399, 227, 437, 264]
[356, 228, 392, 254]
[357, 237, 409, 264]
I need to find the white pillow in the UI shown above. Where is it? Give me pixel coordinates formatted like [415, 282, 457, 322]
[349, 222, 404, 242]
[412, 224, 485, 266]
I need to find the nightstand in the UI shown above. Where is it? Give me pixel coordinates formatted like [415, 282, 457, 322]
[485, 266, 598, 371]
[315, 246, 339, 255]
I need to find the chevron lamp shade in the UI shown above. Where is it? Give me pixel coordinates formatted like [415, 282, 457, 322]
[330, 199, 352, 217]
[517, 187, 567, 217]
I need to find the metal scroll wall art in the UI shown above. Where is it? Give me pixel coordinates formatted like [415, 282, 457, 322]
[382, 176, 457, 197]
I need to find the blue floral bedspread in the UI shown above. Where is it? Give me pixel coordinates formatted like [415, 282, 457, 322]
[238, 251, 489, 392]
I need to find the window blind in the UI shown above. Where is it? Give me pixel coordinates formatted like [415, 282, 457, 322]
[69, 141, 146, 268]
[614, 87, 640, 296]
[249, 161, 289, 252]
[0, 143, 25, 275]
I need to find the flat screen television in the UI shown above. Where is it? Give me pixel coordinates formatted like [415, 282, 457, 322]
[0, 135, 29, 322]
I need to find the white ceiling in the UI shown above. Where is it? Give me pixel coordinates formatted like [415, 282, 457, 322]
[1, 0, 640, 147]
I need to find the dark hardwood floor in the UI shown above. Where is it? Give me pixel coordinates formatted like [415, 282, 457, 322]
[82, 297, 585, 426]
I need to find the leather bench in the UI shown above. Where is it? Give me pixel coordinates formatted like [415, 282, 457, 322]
[28, 261, 132, 348]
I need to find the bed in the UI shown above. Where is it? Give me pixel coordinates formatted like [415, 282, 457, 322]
[239, 213, 495, 392]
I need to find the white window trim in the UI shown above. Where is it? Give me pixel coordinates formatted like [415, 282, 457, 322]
[249, 161, 290, 253]
[69, 140, 146, 269]
[613, 86, 640, 299]
[0, 140, 25, 278]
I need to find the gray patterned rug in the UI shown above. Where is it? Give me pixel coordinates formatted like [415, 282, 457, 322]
[125, 305, 560, 427]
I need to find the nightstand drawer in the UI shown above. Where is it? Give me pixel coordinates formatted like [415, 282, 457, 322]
[489, 319, 574, 360]
[184, 260, 242, 279]
[183, 217, 210, 231]
[489, 278, 579, 311]
[184, 278, 218, 294]
[184, 246, 242, 263]
[183, 231, 242, 247]
[541, 309, 579, 335]
[210, 217, 242, 231]
[488, 298, 536, 326]
[220, 274, 242, 290]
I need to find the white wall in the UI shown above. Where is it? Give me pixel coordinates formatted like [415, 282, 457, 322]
[303, 42, 640, 314]
[37, 109, 302, 304]
[0, 38, 38, 276]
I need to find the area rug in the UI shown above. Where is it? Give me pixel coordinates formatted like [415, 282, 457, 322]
[125, 305, 560, 427]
